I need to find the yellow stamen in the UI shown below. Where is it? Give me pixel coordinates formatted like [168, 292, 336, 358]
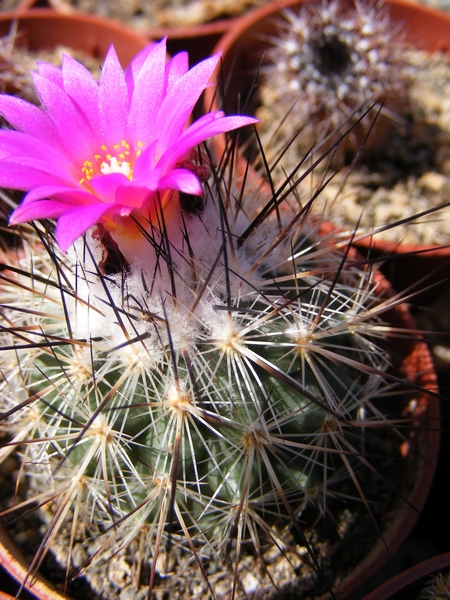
[79, 140, 144, 184]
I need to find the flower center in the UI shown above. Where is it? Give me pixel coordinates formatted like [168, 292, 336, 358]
[101, 157, 132, 178]
[80, 140, 143, 184]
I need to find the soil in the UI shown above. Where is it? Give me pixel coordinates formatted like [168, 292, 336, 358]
[256, 48, 450, 247]
[46, 0, 269, 30]
[0, 0, 25, 10]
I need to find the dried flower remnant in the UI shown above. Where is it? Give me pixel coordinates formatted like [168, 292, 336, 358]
[43, 0, 266, 29]
[0, 30, 39, 103]
[0, 38, 257, 251]
[257, 0, 411, 166]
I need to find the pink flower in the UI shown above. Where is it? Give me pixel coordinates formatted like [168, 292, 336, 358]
[0, 39, 257, 251]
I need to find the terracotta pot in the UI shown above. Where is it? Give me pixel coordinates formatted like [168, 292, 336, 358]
[0, 593, 17, 600]
[362, 552, 450, 600]
[358, 238, 450, 303]
[19, 0, 251, 65]
[0, 524, 66, 600]
[0, 9, 150, 68]
[205, 0, 450, 298]
[311, 243, 440, 599]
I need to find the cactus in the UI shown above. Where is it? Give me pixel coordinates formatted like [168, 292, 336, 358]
[237, 0, 450, 249]
[0, 148, 435, 599]
[0, 37, 437, 600]
[255, 0, 412, 171]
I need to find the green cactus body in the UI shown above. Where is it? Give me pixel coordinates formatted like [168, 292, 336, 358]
[0, 166, 409, 597]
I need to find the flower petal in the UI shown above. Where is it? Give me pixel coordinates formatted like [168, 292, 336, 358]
[132, 140, 158, 180]
[0, 129, 66, 161]
[124, 42, 158, 95]
[31, 71, 96, 159]
[127, 38, 167, 146]
[156, 53, 222, 147]
[0, 162, 68, 190]
[114, 185, 151, 209]
[20, 185, 95, 205]
[99, 46, 129, 145]
[0, 95, 60, 146]
[10, 198, 79, 224]
[158, 112, 258, 171]
[10, 186, 100, 224]
[35, 61, 63, 87]
[62, 54, 99, 134]
[55, 203, 114, 252]
[158, 169, 203, 195]
[165, 51, 189, 94]
[89, 172, 130, 204]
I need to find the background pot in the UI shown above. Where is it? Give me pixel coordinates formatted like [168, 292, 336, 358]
[205, 0, 450, 298]
[150, 19, 238, 66]
[0, 9, 149, 67]
[14, 0, 258, 64]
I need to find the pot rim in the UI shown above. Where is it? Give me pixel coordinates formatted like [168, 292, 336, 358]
[212, 0, 450, 61]
[0, 8, 150, 66]
[142, 17, 239, 41]
[315, 226, 441, 598]
[2, 0, 36, 14]
[0, 526, 67, 600]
